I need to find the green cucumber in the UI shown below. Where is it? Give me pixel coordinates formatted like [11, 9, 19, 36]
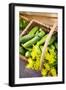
[55, 43, 58, 49]
[22, 31, 45, 48]
[19, 46, 25, 55]
[22, 36, 40, 48]
[35, 30, 40, 35]
[19, 34, 34, 43]
[19, 19, 28, 30]
[49, 35, 56, 45]
[24, 48, 32, 51]
[28, 26, 39, 35]
[38, 28, 45, 38]
[37, 34, 48, 46]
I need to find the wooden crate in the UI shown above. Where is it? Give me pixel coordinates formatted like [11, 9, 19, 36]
[19, 13, 58, 77]
[19, 19, 57, 62]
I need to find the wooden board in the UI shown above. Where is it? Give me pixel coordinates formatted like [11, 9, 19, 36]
[20, 12, 58, 28]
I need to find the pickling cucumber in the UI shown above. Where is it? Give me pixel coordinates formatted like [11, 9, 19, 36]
[20, 34, 34, 43]
[37, 34, 48, 46]
[19, 46, 25, 55]
[22, 31, 45, 48]
[28, 26, 39, 35]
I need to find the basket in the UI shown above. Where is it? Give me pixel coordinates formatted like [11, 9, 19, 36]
[20, 19, 51, 62]
[19, 15, 57, 78]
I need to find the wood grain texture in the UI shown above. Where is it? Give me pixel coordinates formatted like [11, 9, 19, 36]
[20, 12, 58, 27]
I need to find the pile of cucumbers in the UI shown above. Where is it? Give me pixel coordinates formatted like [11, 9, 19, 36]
[19, 26, 46, 55]
[19, 25, 58, 77]
[19, 18, 28, 31]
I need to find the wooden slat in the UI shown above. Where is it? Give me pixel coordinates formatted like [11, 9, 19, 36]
[19, 54, 28, 62]
[20, 13, 58, 27]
